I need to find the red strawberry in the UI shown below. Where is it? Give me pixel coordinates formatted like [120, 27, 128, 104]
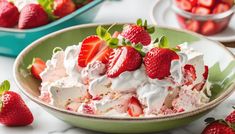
[127, 96, 143, 117]
[185, 20, 200, 32]
[78, 35, 105, 67]
[190, 0, 198, 6]
[81, 104, 94, 114]
[0, 81, 33, 126]
[107, 46, 142, 78]
[226, 109, 235, 124]
[202, 121, 235, 134]
[203, 65, 209, 79]
[18, 4, 49, 29]
[192, 6, 211, 15]
[112, 31, 120, 38]
[201, 21, 216, 35]
[221, 0, 234, 7]
[0, 1, 19, 28]
[198, 0, 215, 8]
[28, 58, 46, 80]
[213, 3, 230, 14]
[176, 15, 187, 28]
[175, 0, 193, 11]
[53, 0, 76, 18]
[184, 64, 197, 85]
[92, 46, 113, 64]
[121, 25, 151, 46]
[144, 48, 179, 80]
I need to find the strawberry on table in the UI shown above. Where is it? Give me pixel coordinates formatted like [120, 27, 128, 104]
[0, 1, 19, 28]
[107, 46, 142, 78]
[53, 0, 76, 18]
[226, 107, 235, 125]
[28, 58, 46, 80]
[18, 4, 49, 29]
[0, 80, 33, 126]
[127, 96, 143, 117]
[202, 121, 235, 134]
[121, 19, 154, 46]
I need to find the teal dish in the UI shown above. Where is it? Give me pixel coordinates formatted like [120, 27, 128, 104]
[0, 0, 103, 57]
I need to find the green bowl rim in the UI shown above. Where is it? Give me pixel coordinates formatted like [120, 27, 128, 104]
[13, 23, 235, 122]
[0, 0, 103, 33]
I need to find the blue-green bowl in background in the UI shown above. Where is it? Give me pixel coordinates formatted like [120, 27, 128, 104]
[0, 0, 103, 57]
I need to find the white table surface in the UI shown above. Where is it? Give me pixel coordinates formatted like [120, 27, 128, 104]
[0, 0, 235, 134]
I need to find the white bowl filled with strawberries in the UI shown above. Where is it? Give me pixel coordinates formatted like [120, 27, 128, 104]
[0, 0, 93, 29]
[172, 0, 235, 35]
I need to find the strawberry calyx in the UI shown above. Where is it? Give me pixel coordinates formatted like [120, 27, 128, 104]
[155, 36, 181, 52]
[0, 80, 10, 111]
[136, 18, 155, 34]
[38, 0, 58, 21]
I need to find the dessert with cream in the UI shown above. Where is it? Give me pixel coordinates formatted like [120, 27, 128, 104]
[29, 19, 210, 117]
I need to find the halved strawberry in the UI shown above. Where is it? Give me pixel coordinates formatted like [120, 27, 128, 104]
[203, 65, 209, 79]
[213, 3, 230, 14]
[53, 0, 76, 18]
[184, 64, 197, 86]
[107, 46, 142, 78]
[198, 0, 215, 8]
[221, 0, 234, 7]
[78, 35, 105, 67]
[127, 96, 143, 117]
[175, 0, 193, 11]
[185, 20, 200, 32]
[201, 21, 216, 35]
[28, 58, 46, 80]
[92, 46, 113, 64]
[192, 6, 211, 15]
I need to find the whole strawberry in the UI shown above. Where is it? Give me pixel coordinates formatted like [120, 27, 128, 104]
[0, 80, 33, 126]
[202, 121, 235, 134]
[0, 1, 19, 28]
[53, 0, 76, 18]
[144, 47, 179, 79]
[121, 19, 154, 46]
[226, 107, 235, 126]
[18, 4, 49, 29]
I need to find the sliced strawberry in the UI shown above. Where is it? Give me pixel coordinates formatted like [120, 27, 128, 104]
[92, 46, 113, 64]
[144, 48, 179, 79]
[184, 64, 197, 86]
[192, 6, 211, 15]
[201, 21, 216, 35]
[28, 58, 46, 80]
[190, 0, 198, 6]
[216, 19, 229, 32]
[78, 35, 104, 67]
[18, 4, 49, 29]
[107, 46, 142, 78]
[198, 0, 215, 8]
[127, 96, 143, 117]
[82, 104, 95, 114]
[176, 15, 187, 28]
[185, 20, 200, 32]
[213, 3, 230, 14]
[203, 65, 209, 79]
[221, 0, 234, 7]
[53, 0, 76, 18]
[175, 0, 193, 11]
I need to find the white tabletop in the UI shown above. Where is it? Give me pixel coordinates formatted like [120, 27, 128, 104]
[0, 0, 235, 134]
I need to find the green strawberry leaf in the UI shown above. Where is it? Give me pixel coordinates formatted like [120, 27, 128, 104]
[147, 26, 155, 34]
[96, 26, 111, 41]
[143, 20, 147, 29]
[38, 0, 58, 21]
[159, 36, 169, 48]
[0, 80, 10, 95]
[108, 38, 119, 48]
[171, 48, 180, 52]
[134, 43, 146, 57]
[53, 47, 63, 54]
[137, 19, 142, 26]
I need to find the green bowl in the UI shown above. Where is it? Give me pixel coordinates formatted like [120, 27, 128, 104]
[13, 23, 235, 133]
[0, 0, 103, 57]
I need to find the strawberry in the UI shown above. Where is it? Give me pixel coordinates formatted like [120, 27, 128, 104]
[190, 0, 198, 6]
[107, 46, 142, 78]
[53, 0, 76, 18]
[0, 81, 33, 126]
[78, 35, 105, 67]
[203, 65, 209, 79]
[176, 15, 187, 28]
[81, 104, 94, 114]
[112, 31, 120, 38]
[127, 96, 143, 117]
[202, 121, 235, 134]
[184, 64, 197, 85]
[121, 25, 151, 46]
[192, 6, 211, 15]
[144, 48, 179, 80]
[0, 1, 19, 28]
[198, 0, 215, 8]
[185, 20, 200, 32]
[28, 58, 46, 80]
[221, 0, 234, 7]
[226, 108, 235, 124]
[213, 3, 230, 14]
[92, 47, 113, 64]
[18, 4, 49, 29]
[201, 21, 216, 35]
[175, 0, 193, 11]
